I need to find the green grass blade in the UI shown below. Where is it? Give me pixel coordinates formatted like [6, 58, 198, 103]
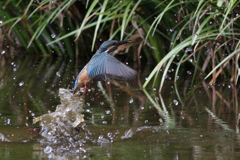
[121, 1, 132, 40]
[204, 48, 240, 80]
[75, 0, 99, 40]
[91, 0, 109, 51]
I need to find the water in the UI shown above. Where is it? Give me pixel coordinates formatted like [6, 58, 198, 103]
[0, 55, 240, 159]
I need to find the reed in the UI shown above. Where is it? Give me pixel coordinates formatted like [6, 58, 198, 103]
[0, 0, 239, 88]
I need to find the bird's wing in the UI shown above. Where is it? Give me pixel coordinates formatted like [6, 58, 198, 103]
[87, 53, 107, 79]
[87, 52, 137, 81]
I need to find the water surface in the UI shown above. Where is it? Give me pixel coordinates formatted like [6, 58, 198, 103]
[0, 55, 240, 159]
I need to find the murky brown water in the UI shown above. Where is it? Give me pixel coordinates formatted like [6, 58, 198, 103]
[0, 55, 240, 159]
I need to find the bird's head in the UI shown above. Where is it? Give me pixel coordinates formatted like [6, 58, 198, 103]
[96, 40, 131, 53]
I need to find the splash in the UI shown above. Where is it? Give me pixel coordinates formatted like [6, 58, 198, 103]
[33, 88, 85, 140]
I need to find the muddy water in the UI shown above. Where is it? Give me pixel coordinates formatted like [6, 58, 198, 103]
[0, 55, 240, 159]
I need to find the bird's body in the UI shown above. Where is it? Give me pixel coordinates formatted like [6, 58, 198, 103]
[73, 40, 137, 94]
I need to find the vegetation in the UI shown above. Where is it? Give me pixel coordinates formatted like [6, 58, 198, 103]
[0, 0, 239, 90]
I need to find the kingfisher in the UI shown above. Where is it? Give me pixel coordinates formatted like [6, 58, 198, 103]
[73, 40, 137, 94]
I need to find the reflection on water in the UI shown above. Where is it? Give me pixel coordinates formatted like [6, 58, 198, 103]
[0, 55, 240, 159]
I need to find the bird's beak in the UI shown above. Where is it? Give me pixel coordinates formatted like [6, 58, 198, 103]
[115, 40, 131, 46]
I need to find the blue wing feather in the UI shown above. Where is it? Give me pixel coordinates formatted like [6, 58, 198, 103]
[87, 52, 137, 81]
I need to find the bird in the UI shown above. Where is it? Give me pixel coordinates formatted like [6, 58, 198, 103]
[73, 40, 137, 94]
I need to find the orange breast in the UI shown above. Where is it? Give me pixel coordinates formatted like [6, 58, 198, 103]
[78, 67, 90, 86]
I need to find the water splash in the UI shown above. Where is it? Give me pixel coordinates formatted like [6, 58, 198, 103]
[33, 88, 85, 139]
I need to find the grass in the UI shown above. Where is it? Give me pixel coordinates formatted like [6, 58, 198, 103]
[0, 0, 239, 89]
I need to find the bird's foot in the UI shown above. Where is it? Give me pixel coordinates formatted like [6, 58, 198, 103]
[83, 84, 88, 95]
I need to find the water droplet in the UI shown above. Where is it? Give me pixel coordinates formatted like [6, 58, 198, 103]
[51, 33, 56, 38]
[228, 85, 231, 88]
[105, 110, 111, 114]
[100, 102, 104, 105]
[173, 99, 178, 105]
[129, 98, 134, 103]
[107, 132, 112, 138]
[185, 48, 192, 53]
[121, 129, 133, 139]
[19, 82, 24, 86]
[1, 50, 5, 54]
[102, 121, 107, 124]
[6, 118, 11, 125]
[56, 72, 60, 77]
[44, 146, 52, 153]
[187, 71, 192, 75]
